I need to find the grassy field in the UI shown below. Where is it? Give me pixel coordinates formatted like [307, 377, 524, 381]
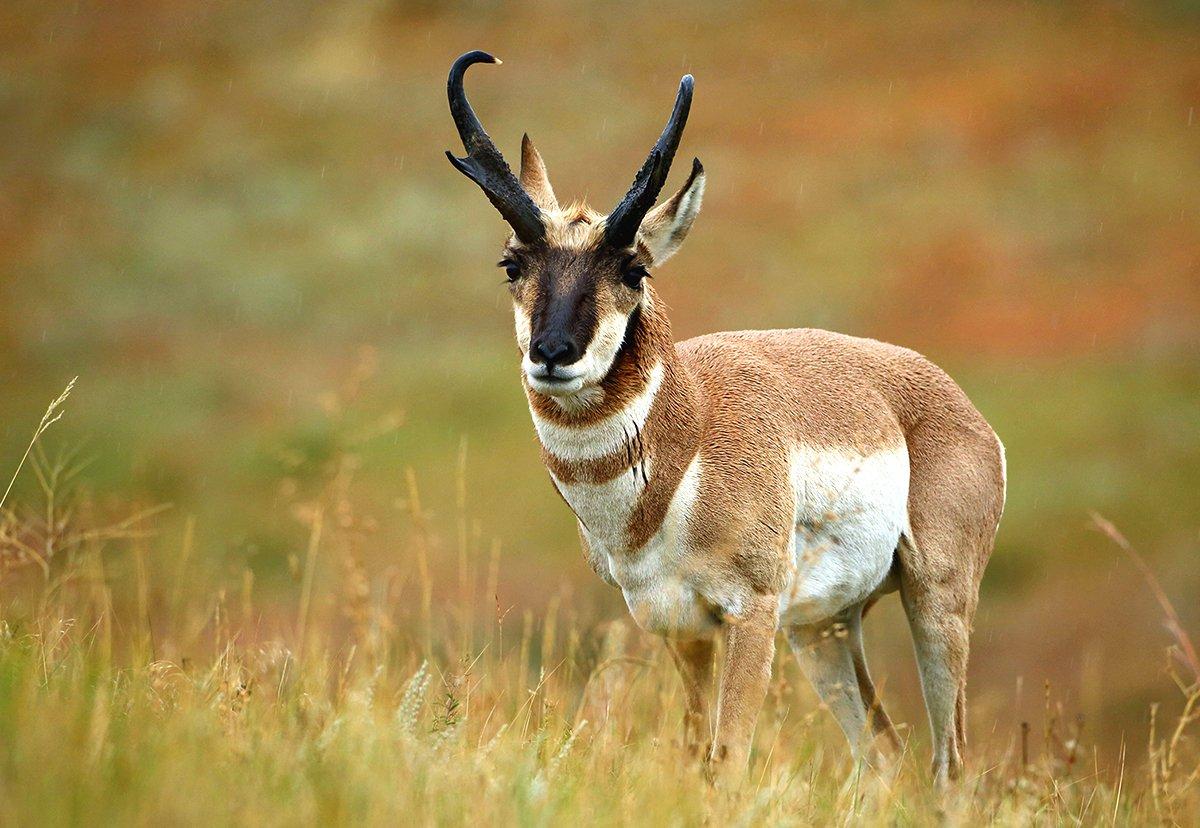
[1, 382, 1198, 824]
[2, 0, 1199, 823]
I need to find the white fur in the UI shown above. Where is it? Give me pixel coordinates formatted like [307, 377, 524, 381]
[520, 311, 630, 398]
[552, 457, 652, 551]
[562, 452, 745, 637]
[639, 171, 706, 265]
[779, 444, 909, 626]
[996, 433, 1007, 505]
[514, 305, 532, 353]
[530, 360, 664, 461]
[578, 311, 630, 385]
[604, 453, 725, 636]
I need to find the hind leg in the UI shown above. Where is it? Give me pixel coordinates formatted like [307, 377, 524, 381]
[849, 601, 902, 751]
[900, 421, 1003, 786]
[786, 605, 890, 765]
[665, 638, 714, 757]
[901, 578, 971, 786]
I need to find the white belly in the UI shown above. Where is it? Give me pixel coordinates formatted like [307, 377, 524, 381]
[556, 438, 908, 636]
[779, 444, 909, 626]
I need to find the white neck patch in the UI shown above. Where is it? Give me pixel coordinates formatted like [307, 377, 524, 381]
[531, 360, 664, 462]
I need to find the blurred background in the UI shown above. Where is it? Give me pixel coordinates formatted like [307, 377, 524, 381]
[1, 0, 1197, 760]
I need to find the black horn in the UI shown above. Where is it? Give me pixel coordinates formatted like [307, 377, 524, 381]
[605, 74, 694, 250]
[446, 51, 545, 243]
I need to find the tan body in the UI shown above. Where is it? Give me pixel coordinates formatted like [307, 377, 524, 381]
[526, 285, 1005, 784]
[444, 51, 1004, 786]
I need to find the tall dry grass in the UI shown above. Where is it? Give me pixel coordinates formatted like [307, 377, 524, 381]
[0, 386, 1196, 825]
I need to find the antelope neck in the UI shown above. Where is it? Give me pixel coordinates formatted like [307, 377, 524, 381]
[524, 290, 704, 552]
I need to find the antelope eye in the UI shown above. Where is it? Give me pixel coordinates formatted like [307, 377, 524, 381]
[622, 262, 649, 289]
[498, 259, 521, 282]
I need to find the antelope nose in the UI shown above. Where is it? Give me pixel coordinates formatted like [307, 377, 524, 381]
[533, 336, 579, 368]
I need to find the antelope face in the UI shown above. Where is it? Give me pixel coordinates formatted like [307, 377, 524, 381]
[445, 51, 705, 401]
[505, 228, 645, 397]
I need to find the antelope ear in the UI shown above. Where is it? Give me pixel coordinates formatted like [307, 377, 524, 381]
[637, 158, 705, 266]
[519, 134, 559, 212]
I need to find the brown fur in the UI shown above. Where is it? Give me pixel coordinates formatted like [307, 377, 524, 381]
[484, 129, 1001, 791]
[665, 637, 715, 756]
[518, 275, 1003, 783]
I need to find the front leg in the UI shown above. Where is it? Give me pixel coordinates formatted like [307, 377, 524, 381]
[665, 638, 714, 757]
[709, 593, 779, 786]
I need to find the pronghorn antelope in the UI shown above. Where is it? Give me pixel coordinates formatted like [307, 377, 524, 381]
[445, 50, 1005, 786]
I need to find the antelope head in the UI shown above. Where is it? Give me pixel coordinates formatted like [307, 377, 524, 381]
[446, 51, 705, 400]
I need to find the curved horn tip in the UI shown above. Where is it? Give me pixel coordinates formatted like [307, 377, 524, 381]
[448, 51, 502, 87]
[459, 50, 500, 65]
[445, 52, 543, 243]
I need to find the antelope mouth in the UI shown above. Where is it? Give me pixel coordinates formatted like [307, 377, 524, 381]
[526, 364, 587, 396]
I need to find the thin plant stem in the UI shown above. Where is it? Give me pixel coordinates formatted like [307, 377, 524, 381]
[0, 377, 77, 512]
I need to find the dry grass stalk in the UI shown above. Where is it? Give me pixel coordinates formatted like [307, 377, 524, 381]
[1092, 512, 1200, 820]
[0, 377, 76, 512]
[0, 400, 1196, 822]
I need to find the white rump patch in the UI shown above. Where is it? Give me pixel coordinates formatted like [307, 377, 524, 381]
[997, 432, 1007, 503]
